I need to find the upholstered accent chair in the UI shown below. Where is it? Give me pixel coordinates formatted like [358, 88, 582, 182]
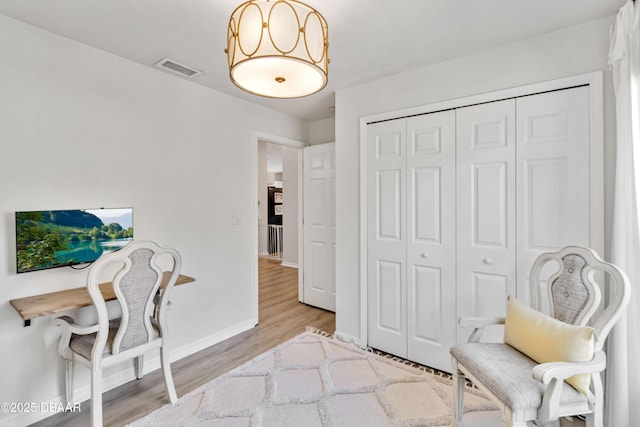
[450, 246, 630, 427]
[54, 240, 181, 427]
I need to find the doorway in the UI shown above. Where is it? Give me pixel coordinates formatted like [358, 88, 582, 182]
[258, 143, 285, 260]
[252, 132, 305, 324]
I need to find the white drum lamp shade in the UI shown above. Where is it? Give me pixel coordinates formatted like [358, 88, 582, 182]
[226, 0, 329, 98]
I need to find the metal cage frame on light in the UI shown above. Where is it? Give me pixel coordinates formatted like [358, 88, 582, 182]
[226, 0, 329, 98]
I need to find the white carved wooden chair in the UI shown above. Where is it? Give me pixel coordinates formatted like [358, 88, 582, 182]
[53, 240, 181, 427]
[450, 246, 630, 427]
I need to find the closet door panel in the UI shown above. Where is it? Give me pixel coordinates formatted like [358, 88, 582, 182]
[376, 260, 403, 332]
[472, 272, 509, 317]
[367, 120, 407, 357]
[413, 167, 441, 242]
[526, 160, 566, 248]
[406, 111, 456, 372]
[456, 100, 516, 343]
[473, 162, 509, 247]
[516, 86, 591, 308]
[377, 170, 402, 239]
[411, 265, 442, 338]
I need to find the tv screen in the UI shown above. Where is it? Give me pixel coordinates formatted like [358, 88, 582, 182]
[15, 208, 133, 274]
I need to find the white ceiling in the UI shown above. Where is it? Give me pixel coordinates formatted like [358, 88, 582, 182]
[0, 0, 625, 122]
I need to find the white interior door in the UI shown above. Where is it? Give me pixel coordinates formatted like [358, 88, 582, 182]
[405, 112, 457, 372]
[456, 99, 517, 343]
[302, 143, 336, 312]
[366, 120, 407, 357]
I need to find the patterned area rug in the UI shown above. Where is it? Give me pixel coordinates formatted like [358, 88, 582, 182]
[129, 329, 500, 426]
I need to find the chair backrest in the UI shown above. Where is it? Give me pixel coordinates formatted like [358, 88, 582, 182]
[86, 240, 181, 357]
[529, 246, 630, 351]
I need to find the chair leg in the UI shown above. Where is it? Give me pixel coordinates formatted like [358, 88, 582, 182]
[586, 376, 603, 427]
[134, 355, 144, 379]
[64, 359, 74, 404]
[160, 345, 177, 404]
[452, 363, 466, 425]
[90, 367, 103, 427]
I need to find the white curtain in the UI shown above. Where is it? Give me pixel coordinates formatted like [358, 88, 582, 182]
[608, 1, 640, 426]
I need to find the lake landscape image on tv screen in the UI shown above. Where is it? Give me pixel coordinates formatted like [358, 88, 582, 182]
[16, 208, 133, 273]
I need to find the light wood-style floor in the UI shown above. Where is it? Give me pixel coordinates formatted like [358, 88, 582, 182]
[33, 258, 335, 427]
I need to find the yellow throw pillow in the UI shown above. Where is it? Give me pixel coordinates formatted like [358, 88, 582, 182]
[503, 296, 594, 395]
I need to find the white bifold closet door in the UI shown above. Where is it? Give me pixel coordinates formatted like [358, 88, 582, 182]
[367, 118, 407, 356]
[456, 88, 591, 342]
[514, 88, 591, 312]
[366, 85, 592, 373]
[366, 111, 456, 371]
[456, 99, 517, 344]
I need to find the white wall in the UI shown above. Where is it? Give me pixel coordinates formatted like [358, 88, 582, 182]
[281, 145, 300, 267]
[257, 140, 270, 253]
[334, 16, 618, 341]
[308, 116, 335, 145]
[0, 15, 306, 426]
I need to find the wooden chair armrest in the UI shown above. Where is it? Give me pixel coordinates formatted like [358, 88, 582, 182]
[532, 351, 606, 384]
[458, 316, 505, 343]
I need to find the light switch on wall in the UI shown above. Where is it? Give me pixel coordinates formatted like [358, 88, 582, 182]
[231, 214, 242, 225]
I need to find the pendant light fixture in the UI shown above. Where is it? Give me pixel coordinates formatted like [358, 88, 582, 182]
[226, 0, 329, 98]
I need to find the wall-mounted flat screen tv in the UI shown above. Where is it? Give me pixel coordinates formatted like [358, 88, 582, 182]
[15, 208, 133, 274]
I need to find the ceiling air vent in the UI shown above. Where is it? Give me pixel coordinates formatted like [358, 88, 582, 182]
[154, 58, 201, 78]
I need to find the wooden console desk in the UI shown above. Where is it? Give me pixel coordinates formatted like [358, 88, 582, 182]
[9, 272, 195, 327]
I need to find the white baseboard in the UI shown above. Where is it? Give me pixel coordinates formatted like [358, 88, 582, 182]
[2, 319, 257, 427]
[279, 261, 298, 269]
[170, 318, 256, 362]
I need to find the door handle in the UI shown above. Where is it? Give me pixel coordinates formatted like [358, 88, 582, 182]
[421, 252, 429, 259]
[483, 257, 493, 265]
